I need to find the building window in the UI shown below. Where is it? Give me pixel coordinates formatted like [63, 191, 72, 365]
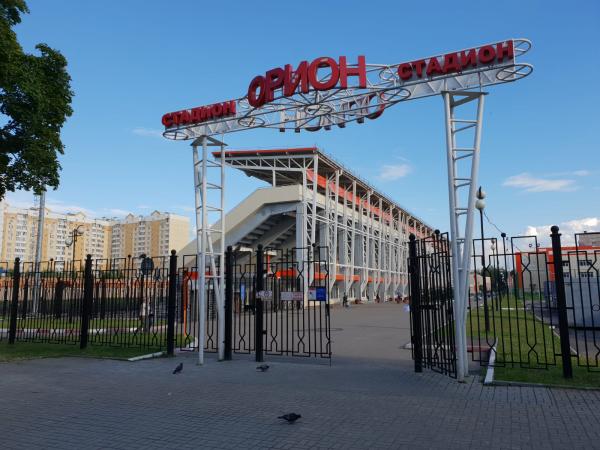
[580, 272, 595, 278]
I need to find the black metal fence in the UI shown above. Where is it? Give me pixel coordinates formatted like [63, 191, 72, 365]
[408, 232, 457, 378]
[1, 246, 331, 361]
[176, 244, 332, 360]
[410, 226, 600, 380]
[1, 253, 177, 353]
[469, 228, 600, 377]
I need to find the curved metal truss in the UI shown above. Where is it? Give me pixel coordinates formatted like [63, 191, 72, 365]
[163, 39, 532, 140]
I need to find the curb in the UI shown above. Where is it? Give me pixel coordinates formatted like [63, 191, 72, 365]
[128, 351, 165, 362]
[483, 342, 496, 385]
[483, 343, 600, 391]
[488, 379, 600, 391]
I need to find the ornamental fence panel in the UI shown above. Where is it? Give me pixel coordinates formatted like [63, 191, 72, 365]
[1, 255, 176, 352]
[2, 246, 332, 362]
[410, 227, 600, 380]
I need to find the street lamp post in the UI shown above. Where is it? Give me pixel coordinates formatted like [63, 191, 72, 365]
[65, 225, 85, 270]
[475, 187, 490, 332]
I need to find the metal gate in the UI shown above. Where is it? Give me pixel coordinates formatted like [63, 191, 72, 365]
[232, 245, 331, 359]
[175, 245, 331, 360]
[409, 232, 457, 378]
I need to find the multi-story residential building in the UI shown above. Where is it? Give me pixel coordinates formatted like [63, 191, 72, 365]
[0, 202, 190, 263]
[110, 211, 190, 259]
[0, 205, 112, 263]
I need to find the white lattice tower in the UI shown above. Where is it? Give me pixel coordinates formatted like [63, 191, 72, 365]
[192, 135, 226, 363]
[443, 90, 486, 381]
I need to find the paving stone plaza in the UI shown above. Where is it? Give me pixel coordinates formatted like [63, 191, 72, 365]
[2, 303, 600, 449]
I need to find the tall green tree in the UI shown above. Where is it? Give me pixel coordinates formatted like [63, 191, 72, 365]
[0, 0, 73, 199]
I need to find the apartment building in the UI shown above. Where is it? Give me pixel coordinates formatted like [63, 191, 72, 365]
[0, 203, 190, 263]
[110, 211, 190, 259]
[0, 205, 111, 263]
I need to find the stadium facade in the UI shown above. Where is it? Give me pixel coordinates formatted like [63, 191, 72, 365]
[180, 147, 433, 303]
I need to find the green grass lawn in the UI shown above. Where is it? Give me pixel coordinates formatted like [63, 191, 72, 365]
[493, 364, 600, 388]
[468, 295, 600, 388]
[468, 295, 558, 367]
[0, 341, 164, 362]
[0, 317, 166, 330]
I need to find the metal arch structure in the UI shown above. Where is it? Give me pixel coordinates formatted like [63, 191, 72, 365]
[162, 38, 533, 379]
[162, 39, 531, 139]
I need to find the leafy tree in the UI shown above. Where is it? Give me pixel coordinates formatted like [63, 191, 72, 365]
[480, 265, 509, 292]
[0, 0, 73, 199]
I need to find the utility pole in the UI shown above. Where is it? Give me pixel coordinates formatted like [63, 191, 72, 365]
[33, 191, 46, 313]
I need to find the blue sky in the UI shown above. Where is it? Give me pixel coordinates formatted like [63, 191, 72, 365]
[6, 0, 599, 244]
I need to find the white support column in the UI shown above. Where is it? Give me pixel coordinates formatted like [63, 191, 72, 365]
[443, 90, 486, 382]
[328, 171, 340, 296]
[359, 192, 368, 298]
[349, 181, 357, 297]
[299, 167, 309, 304]
[365, 191, 372, 300]
[386, 206, 394, 299]
[377, 198, 384, 299]
[218, 142, 225, 361]
[192, 135, 227, 364]
[310, 154, 319, 248]
[193, 138, 207, 366]
[341, 182, 349, 296]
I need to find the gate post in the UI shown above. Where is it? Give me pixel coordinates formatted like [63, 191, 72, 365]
[224, 246, 233, 360]
[409, 234, 423, 373]
[8, 258, 20, 345]
[550, 226, 573, 379]
[255, 244, 264, 363]
[80, 254, 93, 350]
[167, 250, 177, 356]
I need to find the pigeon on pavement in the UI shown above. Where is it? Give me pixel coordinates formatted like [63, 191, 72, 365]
[278, 413, 301, 423]
[256, 364, 270, 372]
[172, 363, 183, 374]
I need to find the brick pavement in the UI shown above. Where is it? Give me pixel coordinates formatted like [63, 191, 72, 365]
[1, 303, 600, 449]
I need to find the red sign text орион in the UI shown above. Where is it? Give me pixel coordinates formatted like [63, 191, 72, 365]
[161, 41, 515, 129]
[247, 56, 367, 108]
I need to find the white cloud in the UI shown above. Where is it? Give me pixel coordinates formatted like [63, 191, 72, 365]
[104, 208, 132, 217]
[175, 205, 194, 213]
[3, 193, 97, 216]
[46, 201, 96, 216]
[378, 163, 412, 181]
[503, 173, 577, 192]
[132, 127, 163, 138]
[524, 217, 600, 246]
[573, 170, 591, 177]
